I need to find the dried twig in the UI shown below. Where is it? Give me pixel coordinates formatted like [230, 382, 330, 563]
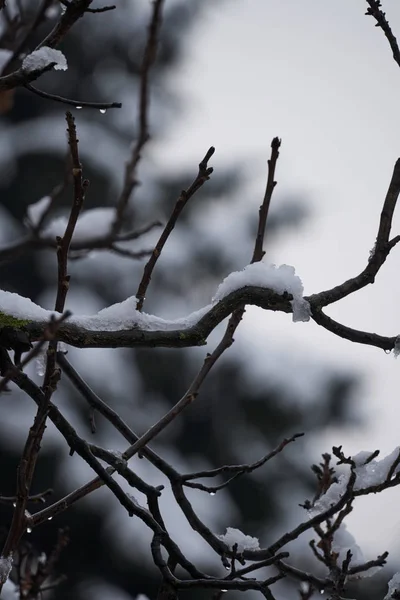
[0, 113, 88, 580]
[57, 111, 87, 312]
[252, 137, 281, 261]
[182, 433, 303, 493]
[365, 0, 400, 68]
[309, 157, 400, 308]
[0, 489, 52, 506]
[135, 146, 215, 310]
[25, 83, 122, 110]
[111, 0, 165, 237]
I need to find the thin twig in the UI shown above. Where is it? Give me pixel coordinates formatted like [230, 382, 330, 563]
[182, 433, 303, 493]
[25, 83, 122, 110]
[308, 157, 400, 308]
[58, 111, 87, 309]
[365, 1, 400, 68]
[0, 489, 52, 505]
[135, 146, 215, 310]
[111, 0, 164, 237]
[0, 316, 67, 562]
[252, 137, 281, 262]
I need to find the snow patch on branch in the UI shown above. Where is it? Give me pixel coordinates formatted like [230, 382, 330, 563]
[309, 447, 400, 517]
[0, 263, 309, 332]
[217, 527, 260, 552]
[0, 289, 211, 332]
[213, 263, 310, 322]
[22, 47, 67, 72]
[73, 297, 212, 332]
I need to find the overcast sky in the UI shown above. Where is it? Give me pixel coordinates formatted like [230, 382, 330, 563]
[152, 0, 400, 562]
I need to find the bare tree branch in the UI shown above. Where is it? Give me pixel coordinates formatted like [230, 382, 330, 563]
[135, 145, 215, 311]
[111, 0, 165, 237]
[365, 0, 400, 68]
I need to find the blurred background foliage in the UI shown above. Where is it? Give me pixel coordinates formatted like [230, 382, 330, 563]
[0, 1, 378, 599]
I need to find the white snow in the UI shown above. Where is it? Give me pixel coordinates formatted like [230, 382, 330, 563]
[25, 196, 51, 227]
[0, 555, 13, 584]
[385, 572, 400, 600]
[22, 47, 67, 73]
[354, 447, 400, 487]
[0, 290, 53, 322]
[73, 297, 212, 332]
[0, 264, 309, 332]
[0, 289, 211, 332]
[217, 527, 260, 552]
[42, 208, 115, 242]
[309, 447, 400, 517]
[213, 263, 311, 322]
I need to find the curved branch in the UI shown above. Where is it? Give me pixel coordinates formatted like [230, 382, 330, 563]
[25, 83, 122, 110]
[0, 284, 395, 353]
[311, 308, 396, 351]
[308, 157, 400, 308]
[0, 61, 56, 93]
[24, 287, 293, 348]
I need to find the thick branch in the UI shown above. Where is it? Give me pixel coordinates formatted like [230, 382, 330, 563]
[24, 286, 292, 348]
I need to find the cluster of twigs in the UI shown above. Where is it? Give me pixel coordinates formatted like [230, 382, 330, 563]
[0, 1, 400, 599]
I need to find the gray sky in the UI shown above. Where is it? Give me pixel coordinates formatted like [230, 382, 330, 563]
[153, 0, 400, 562]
